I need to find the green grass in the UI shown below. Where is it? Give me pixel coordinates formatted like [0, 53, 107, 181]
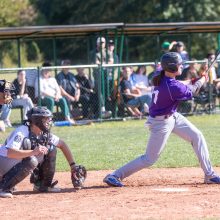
[1, 115, 220, 171]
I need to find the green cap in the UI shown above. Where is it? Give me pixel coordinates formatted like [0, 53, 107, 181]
[162, 41, 170, 49]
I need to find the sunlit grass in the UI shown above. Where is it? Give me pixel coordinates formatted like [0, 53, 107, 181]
[1, 115, 220, 171]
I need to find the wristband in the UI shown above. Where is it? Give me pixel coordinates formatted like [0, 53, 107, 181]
[70, 162, 76, 167]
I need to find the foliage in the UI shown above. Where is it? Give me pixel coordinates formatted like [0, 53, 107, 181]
[0, 0, 39, 67]
[2, 1, 220, 64]
[0, 0, 37, 27]
[30, 0, 220, 62]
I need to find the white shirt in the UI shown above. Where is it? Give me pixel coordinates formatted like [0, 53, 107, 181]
[130, 73, 152, 95]
[39, 77, 60, 98]
[0, 125, 59, 157]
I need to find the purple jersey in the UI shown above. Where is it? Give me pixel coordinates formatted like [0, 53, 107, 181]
[149, 75, 193, 117]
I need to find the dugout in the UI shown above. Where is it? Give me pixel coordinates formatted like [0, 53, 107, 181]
[1, 22, 220, 120]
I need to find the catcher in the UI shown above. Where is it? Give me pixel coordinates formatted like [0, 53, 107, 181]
[0, 106, 86, 198]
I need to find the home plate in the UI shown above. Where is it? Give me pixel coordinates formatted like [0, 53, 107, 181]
[153, 187, 189, 192]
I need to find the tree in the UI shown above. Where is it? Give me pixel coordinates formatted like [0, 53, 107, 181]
[30, 0, 220, 62]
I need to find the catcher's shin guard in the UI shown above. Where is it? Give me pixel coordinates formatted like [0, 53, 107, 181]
[38, 147, 57, 190]
[0, 156, 38, 191]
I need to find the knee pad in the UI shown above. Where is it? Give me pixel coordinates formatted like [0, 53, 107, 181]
[0, 156, 38, 191]
[23, 156, 38, 171]
[38, 147, 57, 187]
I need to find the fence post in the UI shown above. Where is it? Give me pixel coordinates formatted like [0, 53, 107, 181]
[37, 66, 41, 106]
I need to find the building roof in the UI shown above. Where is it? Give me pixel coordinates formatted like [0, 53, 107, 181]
[1, 21, 220, 40]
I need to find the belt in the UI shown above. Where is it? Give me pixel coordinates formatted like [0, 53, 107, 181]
[151, 114, 173, 119]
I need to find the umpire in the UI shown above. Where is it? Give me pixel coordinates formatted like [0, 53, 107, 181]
[0, 106, 86, 198]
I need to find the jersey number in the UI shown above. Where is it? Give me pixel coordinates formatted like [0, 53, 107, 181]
[153, 90, 159, 104]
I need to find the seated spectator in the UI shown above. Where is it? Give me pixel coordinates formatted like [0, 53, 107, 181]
[176, 58, 199, 81]
[206, 52, 218, 84]
[120, 66, 152, 116]
[36, 62, 75, 124]
[130, 65, 153, 96]
[0, 104, 12, 131]
[197, 59, 209, 91]
[12, 70, 34, 121]
[75, 68, 95, 119]
[56, 60, 80, 112]
[148, 64, 162, 86]
[25, 69, 38, 104]
[0, 104, 12, 127]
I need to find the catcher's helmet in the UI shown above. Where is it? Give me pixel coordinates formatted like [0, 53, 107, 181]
[26, 106, 53, 132]
[161, 52, 183, 73]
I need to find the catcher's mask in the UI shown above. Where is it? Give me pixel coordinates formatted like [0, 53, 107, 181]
[26, 106, 53, 132]
[161, 52, 184, 73]
[0, 80, 15, 105]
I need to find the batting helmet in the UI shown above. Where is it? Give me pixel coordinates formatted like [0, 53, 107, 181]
[26, 106, 53, 132]
[161, 52, 183, 73]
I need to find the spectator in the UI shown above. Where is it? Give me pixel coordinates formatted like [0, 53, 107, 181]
[107, 39, 119, 64]
[174, 41, 189, 67]
[12, 70, 34, 121]
[206, 52, 218, 84]
[95, 37, 107, 65]
[130, 65, 153, 96]
[0, 104, 12, 128]
[0, 104, 11, 131]
[25, 69, 38, 104]
[120, 66, 152, 116]
[75, 68, 95, 118]
[36, 62, 75, 124]
[176, 58, 199, 81]
[56, 59, 80, 112]
[161, 41, 177, 55]
[90, 37, 112, 119]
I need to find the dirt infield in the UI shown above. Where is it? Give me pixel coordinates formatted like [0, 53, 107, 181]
[1, 167, 220, 220]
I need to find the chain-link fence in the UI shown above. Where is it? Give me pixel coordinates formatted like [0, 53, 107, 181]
[1, 60, 220, 125]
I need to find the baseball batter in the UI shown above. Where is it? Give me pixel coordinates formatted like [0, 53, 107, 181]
[104, 52, 220, 187]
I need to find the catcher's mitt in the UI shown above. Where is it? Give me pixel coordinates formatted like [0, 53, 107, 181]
[71, 164, 87, 189]
[0, 80, 14, 105]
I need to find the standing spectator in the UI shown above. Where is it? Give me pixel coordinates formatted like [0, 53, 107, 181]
[36, 62, 75, 124]
[107, 39, 119, 64]
[12, 70, 34, 121]
[95, 37, 107, 65]
[175, 41, 189, 67]
[75, 68, 95, 119]
[89, 37, 112, 119]
[161, 41, 177, 55]
[56, 59, 80, 111]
